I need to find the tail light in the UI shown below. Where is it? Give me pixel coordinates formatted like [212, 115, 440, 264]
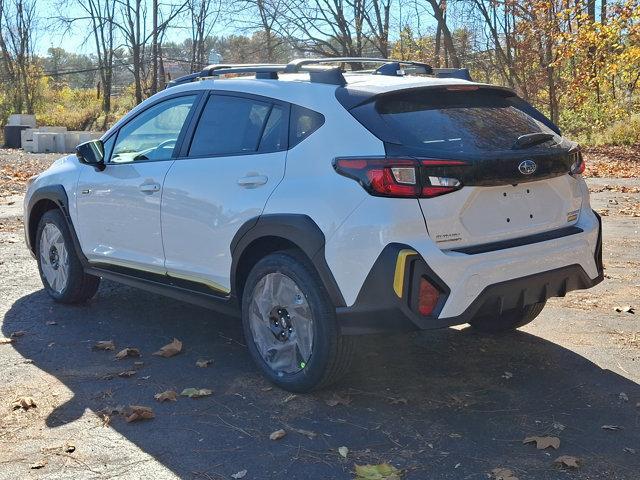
[333, 157, 467, 198]
[570, 149, 585, 175]
[418, 277, 440, 316]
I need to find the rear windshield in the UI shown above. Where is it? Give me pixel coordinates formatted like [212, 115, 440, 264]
[352, 88, 560, 155]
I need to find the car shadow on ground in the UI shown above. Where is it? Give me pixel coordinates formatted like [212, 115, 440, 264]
[3, 281, 640, 479]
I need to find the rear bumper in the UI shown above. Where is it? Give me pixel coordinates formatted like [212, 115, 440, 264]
[336, 211, 603, 335]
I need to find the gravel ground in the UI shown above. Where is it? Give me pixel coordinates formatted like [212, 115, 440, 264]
[0, 150, 638, 480]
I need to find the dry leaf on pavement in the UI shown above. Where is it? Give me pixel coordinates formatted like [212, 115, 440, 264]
[124, 405, 155, 423]
[231, 470, 247, 479]
[614, 305, 635, 314]
[10, 330, 26, 338]
[153, 338, 182, 358]
[154, 390, 178, 402]
[180, 388, 212, 398]
[196, 359, 213, 368]
[355, 463, 402, 480]
[115, 348, 141, 359]
[269, 429, 286, 440]
[325, 393, 351, 407]
[118, 370, 137, 378]
[523, 436, 560, 449]
[338, 446, 348, 458]
[64, 443, 75, 453]
[491, 468, 518, 480]
[12, 396, 37, 410]
[30, 460, 47, 469]
[554, 455, 581, 469]
[0, 337, 14, 344]
[93, 340, 115, 351]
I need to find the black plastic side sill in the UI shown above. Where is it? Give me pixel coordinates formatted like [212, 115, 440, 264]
[451, 225, 583, 255]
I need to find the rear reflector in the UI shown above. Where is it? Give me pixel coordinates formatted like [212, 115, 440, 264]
[418, 277, 440, 316]
[334, 156, 466, 198]
[570, 149, 585, 175]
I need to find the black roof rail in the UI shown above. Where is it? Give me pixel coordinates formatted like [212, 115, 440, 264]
[165, 58, 470, 89]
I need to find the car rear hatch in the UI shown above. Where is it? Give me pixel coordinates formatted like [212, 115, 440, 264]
[341, 85, 585, 250]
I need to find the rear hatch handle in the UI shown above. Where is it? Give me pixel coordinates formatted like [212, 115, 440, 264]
[512, 132, 556, 150]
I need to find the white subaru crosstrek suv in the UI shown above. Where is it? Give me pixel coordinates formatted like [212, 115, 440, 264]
[24, 58, 603, 392]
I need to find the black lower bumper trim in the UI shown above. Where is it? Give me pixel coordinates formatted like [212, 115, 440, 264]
[337, 212, 604, 335]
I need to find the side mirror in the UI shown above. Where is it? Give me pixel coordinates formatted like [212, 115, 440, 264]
[76, 140, 106, 171]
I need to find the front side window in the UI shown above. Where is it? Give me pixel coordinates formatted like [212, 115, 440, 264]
[189, 95, 279, 157]
[110, 95, 196, 163]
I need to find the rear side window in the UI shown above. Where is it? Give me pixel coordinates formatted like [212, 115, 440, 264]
[289, 105, 324, 147]
[189, 95, 277, 156]
[351, 89, 560, 155]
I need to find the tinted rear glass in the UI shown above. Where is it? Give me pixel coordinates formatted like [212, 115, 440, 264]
[356, 89, 559, 155]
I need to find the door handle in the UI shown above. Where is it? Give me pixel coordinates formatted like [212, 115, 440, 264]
[139, 182, 161, 193]
[237, 175, 268, 188]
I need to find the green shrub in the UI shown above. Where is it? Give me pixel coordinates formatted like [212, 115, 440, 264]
[590, 115, 640, 146]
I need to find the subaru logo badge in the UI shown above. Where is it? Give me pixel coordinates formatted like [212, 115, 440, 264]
[518, 159, 537, 175]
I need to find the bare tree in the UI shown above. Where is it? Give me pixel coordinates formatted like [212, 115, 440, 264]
[187, 0, 222, 71]
[0, 0, 39, 113]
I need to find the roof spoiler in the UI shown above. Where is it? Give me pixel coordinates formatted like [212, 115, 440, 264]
[433, 68, 473, 81]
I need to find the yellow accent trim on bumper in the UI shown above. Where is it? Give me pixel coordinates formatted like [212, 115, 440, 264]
[393, 249, 417, 298]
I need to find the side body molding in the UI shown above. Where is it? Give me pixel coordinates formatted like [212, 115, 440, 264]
[230, 214, 346, 307]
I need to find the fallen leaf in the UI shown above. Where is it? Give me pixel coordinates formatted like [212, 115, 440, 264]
[325, 393, 351, 407]
[30, 460, 47, 469]
[554, 455, 580, 469]
[118, 370, 137, 378]
[601, 425, 623, 431]
[153, 338, 182, 358]
[354, 463, 402, 480]
[124, 405, 155, 423]
[10, 330, 26, 338]
[154, 390, 178, 402]
[624, 447, 636, 454]
[614, 305, 635, 314]
[619, 392, 629, 402]
[64, 443, 76, 453]
[46, 321, 57, 325]
[269, 429, 286, 440]
[285, 425, 317, 439]
[491, 467, 519, 480]
[283, 394, 297, 403]
[115, 348, 141, 359]
[502, 371, 513, 379]
[93, 340, 115, 351]
[231, 470, 247, 479]
[523, 436, 560, 450]
[12, 396, 36, 410]
[261, 386, 273, 392]
[196, 359, 213, 368]
[338, 446, 348, 458]
[0, 337, 14, 344]
[180, 388, 212, 398]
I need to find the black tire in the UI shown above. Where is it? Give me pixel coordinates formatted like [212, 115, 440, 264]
[241, 250, 353, 392]
[36, 209, 100, 304]
[469, 302, 546, 333]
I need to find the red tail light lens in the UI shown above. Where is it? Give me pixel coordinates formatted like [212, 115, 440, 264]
[418, 277, 440, 316]
[334, 157, 466, 198]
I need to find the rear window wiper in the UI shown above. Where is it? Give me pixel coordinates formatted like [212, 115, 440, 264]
[512, 132, 555, 150]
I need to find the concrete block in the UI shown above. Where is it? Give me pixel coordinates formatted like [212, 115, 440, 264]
[38, 126, 67, 133]
[76, 131, 103, 144]
[63, 132, 81, 153]
[20, 128, 36, 152]
[32, 132, 58, 153]
[7, 114, 36, 127]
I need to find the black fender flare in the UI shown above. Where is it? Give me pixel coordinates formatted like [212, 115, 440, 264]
[230, 214, 346, 307]
[26, 184, 87, 265]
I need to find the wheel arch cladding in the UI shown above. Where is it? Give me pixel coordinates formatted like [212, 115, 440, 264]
[26, 185, 71, 255]
[27, 185, 86, 265]
[230, 214, 346, 307]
